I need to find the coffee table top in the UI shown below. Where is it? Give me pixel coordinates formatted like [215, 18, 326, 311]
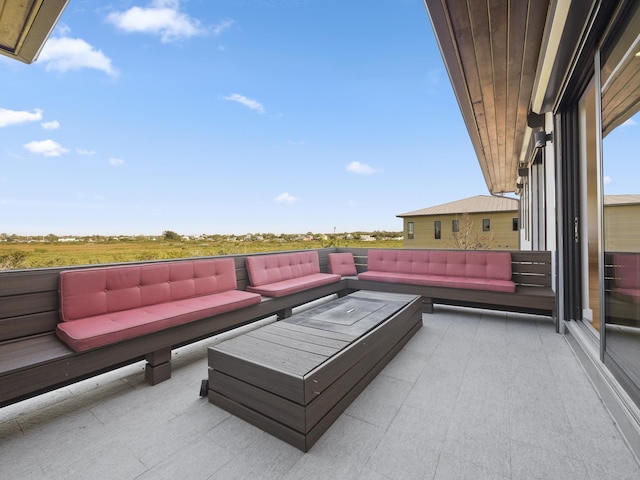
[209, 290, 420, 378]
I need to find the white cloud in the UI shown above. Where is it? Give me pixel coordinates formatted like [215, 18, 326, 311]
[108, 158, 125, 166]
[0, 108, 43, 127]
[106, 0, 205, 43]
[55, 23, 72, 37]
[346, 161, 379, 175]
[223, 93, 265, 114]
[604, 176, 613, 185]
[38, 37, 117, 76]
[76, 148, 96, 155]
[24, 140, 69, 157]
[213, 19, 234, 36]
[621, 118, 637, 127]
[41, 120, 60, 130]
[275, 192, 299, 204]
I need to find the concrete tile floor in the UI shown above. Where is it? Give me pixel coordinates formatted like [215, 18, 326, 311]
[1, 305, 639, 480]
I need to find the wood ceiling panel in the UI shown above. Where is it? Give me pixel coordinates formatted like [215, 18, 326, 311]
[0, 0, 37, 52]
[488, 0, 510, 192]
[0, 0, 68, 64]
[425, 0, 549, 194]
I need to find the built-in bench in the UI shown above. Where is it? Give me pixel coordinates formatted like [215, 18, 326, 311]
[246, 251, 341, 298]
[358, 249, 516, 292]
[0, 248, 554, 409]
[346, 249, 556, 318]
[605, 252, 640, 328]
[0, 250, 348, 408]
[610, 253, 640, 305]
[56, 258, 262, 379]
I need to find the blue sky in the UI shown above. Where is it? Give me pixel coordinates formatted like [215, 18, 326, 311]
[0, 0, 570, 236]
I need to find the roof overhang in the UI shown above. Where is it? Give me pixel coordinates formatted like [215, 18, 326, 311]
[423, 0, 550, 194]
[0, 0, 69, 64]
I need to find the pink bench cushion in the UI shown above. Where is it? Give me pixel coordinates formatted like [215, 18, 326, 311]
[56, 259, 262, 351]
[328, 253, 357, 276]
[247, 273, 340, 297]
[612, 254, 640, 304]
[359, 249, 515, 293]
[245, 251, 340, 297]
[56, 290, 261, 352]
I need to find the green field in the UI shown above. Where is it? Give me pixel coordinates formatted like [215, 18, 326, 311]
[0, 237, 402, 270]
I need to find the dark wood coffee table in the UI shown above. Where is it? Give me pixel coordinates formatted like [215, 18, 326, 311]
[207, 290, 422, 451]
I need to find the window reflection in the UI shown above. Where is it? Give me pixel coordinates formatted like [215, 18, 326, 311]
[601, 3, 640, 399]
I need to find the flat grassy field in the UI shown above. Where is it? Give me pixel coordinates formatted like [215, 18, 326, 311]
[0, 238, 402, 270]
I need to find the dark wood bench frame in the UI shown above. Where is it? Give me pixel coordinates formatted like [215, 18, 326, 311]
[0, 248, 555, 409]
[604, 251, 640, 328]
[343, 249, 556, 319]
[0, 249, 347, 408]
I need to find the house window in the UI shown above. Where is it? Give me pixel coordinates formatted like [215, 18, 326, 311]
[407, 221, 414, 240]
[452, 219, 459, 233]
[482, 219, 490, 232]
[512, 217, 519, 231]
[434, 221, 441, 239]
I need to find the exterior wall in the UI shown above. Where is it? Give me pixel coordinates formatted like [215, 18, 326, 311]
[604, 204, 640, 252]
[402, 211, 519, 249]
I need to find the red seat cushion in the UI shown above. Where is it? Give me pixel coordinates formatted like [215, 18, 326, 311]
[328, 253, 357, 276]
[56, 258, 262, 352]
[246, 273, 340, 297]
[56, 290, 261, 352]
[360, 249, 515, 292]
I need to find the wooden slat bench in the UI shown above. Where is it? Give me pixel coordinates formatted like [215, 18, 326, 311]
[0, 247, 555, 409]
[0, 250, 347, 408]
[343, 249, 556, 318]
[605, 252, 640, 328]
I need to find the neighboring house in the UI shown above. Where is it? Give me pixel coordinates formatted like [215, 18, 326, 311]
[604, 195, 640, 252]
[397, 195, 519, 250]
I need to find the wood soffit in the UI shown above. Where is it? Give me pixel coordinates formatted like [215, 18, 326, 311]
[424, 0, 550, 194]
[0, 0, 69, 64]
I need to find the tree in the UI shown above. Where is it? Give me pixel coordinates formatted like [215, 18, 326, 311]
[0, 250, 28, 270]
[448, 213, 496, 250]
[162, 230, 181, 241]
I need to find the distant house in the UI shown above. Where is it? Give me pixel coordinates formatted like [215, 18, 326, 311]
[397, 195, 520, 250]
[604, 195, 640, 252]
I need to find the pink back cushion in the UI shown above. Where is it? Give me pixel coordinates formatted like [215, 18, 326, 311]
[614, 254, 640, 289]
[60, 258, 237, 321]
[246, 251, 320, 286]
[367, 249, 512, 281]
[367, 249, 431, 275]
[328, 253, 357, 276]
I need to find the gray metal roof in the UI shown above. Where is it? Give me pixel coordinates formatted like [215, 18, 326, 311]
[604, 194, 640, 206]
[397, 195, 519, 217]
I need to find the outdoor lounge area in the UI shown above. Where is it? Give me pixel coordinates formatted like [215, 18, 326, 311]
[2, 1, 640, 477]
[2, 300, 639, 479]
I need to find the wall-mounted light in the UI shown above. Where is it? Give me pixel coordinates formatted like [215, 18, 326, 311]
[518, 167, 528, 177]
[534, 130, 553, 148]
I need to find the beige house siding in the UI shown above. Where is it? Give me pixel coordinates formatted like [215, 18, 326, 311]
[402, 211, 519, 249]
[604, 203, 640, 252]
[399, 195, 520, 250]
